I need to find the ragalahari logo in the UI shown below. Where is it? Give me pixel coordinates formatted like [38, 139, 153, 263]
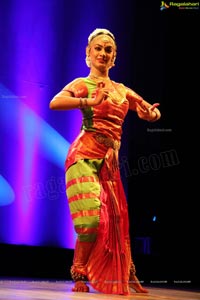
[160, 1, 199, 10]
[160, 1, 170, 10]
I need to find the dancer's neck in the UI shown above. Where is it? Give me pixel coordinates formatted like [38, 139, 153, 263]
[88, 73, 110, 81]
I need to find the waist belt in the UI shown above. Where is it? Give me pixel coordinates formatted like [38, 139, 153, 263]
[94, 133, 120, 150]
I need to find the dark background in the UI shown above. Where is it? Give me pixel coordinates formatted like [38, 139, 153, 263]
[0, 0, 199, 290]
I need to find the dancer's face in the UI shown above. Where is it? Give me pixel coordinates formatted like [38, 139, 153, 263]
[86, 35, 116, 71]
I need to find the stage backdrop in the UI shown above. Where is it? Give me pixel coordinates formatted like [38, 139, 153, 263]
[0, 0, 138, 249]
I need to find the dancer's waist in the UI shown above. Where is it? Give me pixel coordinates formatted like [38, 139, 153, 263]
[94, 133, 120, 150]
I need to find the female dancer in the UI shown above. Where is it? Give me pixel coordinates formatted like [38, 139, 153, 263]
[49, 28, 161, 295]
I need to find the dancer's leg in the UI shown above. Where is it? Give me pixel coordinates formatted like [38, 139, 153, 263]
[66, 159, 102, 292]
[71, 239, 94, 292]
[129, 260, 148, 293]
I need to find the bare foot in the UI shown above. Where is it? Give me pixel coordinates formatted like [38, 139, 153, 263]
[72, 281, 90, 292]
[129, 275, 148, 293]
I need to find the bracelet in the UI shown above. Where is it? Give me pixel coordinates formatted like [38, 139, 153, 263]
[79, 97, 88, 108]
[79, 98, 83, 108]
[83, 98, 88, 107]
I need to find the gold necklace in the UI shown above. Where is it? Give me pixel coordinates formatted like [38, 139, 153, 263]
[88, 73, 125, 105]
[109, 81, 126, 104]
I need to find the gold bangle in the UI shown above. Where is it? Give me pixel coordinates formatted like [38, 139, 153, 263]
[79, 97, 88, 108]
[79, 98, 83, 108]
[83, 98, 88, 107]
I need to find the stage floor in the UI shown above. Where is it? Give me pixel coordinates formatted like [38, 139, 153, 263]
[0, 279, 199, 300]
